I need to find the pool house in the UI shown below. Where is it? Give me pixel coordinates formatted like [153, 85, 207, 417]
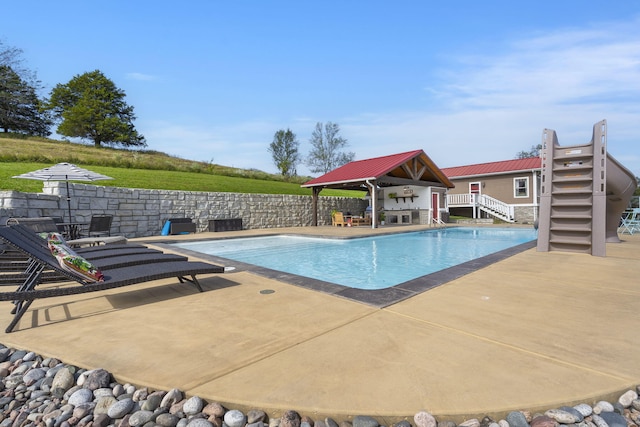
[301, 150, 454, 228]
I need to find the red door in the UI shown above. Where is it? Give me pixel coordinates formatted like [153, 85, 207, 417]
[432, 193, 439, 220]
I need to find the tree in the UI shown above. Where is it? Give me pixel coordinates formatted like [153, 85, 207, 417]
[0, 40, 37, 84]
[46, 70, 146, 148]
[268, 128, 300, 177]
[516, 144, 542, 159]
[0, 65, 52, 136]
[306, 122, 355, 174]
[0, 42, 52, 136]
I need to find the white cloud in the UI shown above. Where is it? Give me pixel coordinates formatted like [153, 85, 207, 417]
[339, 18, 640, 176]
[126, 72, 157, 81]
[141, 119, 281, 172]
[138, 17, 640, 178]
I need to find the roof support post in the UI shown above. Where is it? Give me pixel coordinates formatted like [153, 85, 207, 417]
[312, 187, 321, 226]
[365, 180, 377, 229]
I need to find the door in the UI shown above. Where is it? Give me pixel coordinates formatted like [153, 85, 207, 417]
[432, 193, 439, 220]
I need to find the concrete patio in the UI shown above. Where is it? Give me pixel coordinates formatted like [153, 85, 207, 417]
[1, 225, 638, 424]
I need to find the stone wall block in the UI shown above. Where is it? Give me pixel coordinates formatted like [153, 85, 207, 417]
[0, 184, 369, 237]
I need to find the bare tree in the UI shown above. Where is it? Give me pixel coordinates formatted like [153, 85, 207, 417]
[515, 144, 542, 159]
[306, 122, 355, 174]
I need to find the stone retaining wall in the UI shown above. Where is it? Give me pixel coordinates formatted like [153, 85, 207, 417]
[0, 182, 368, 238]
[513, 205, 538, 224]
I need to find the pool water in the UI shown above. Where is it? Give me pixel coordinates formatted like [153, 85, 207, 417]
[174, 227, 537, 290]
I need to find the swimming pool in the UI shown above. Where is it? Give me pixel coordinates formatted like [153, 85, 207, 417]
[173, 227, 537, 291]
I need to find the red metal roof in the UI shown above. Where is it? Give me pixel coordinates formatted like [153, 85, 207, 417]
[441, 157, 541, 178]
[302, 149, 453, 188]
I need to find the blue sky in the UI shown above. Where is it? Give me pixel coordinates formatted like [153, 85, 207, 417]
[3, 1, 640, 176]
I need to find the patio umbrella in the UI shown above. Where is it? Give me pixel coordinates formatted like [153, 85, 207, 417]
[12, 162, 113, 221]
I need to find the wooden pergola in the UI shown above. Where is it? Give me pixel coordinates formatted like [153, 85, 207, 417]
[301, 150, 454, 228]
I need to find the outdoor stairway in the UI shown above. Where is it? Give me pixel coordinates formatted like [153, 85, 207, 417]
[477, 194, 515, 223]
[537, 120, 607, 256]
[446, 193, 515, 223]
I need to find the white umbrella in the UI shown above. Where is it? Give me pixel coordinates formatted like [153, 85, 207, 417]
[13, 162, 113, 221]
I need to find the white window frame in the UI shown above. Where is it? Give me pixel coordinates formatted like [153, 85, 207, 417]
[514, 177, 529, 198]
[469, 181, 481, 194]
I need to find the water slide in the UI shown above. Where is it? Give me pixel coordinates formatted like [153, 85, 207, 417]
[537, 120, 636, 256]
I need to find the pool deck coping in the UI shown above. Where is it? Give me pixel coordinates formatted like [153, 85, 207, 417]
[153, 227, 538, 307]
[1, 224, 638, 424]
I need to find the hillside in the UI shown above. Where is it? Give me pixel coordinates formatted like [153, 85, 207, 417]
[0, 135, 362, 197]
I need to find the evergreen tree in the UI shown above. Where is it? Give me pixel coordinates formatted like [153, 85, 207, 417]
[0, 42, 52, 136]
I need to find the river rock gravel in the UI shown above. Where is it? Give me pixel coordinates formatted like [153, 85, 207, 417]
[0, 344, 638, 427]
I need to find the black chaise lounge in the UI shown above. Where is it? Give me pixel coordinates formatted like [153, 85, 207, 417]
[0, 226, 225, 333]
[0, 225, 173, 280]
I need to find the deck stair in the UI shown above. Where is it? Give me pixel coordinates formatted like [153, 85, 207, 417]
[477, 194, 515, 222]
[447, 193, 515, 222]
[537, 120, 607, 256]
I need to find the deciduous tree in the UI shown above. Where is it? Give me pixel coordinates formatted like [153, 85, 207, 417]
[47, 70, 146, 148]
[515, 144, 542, 159]
[306, 122, 354, 174]
[268, 128, 300, 177]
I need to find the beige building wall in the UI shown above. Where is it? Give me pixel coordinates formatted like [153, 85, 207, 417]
[448, 172, 538, 205]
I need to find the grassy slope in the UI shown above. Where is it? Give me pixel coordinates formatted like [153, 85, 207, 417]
[0, 136, 363, 197]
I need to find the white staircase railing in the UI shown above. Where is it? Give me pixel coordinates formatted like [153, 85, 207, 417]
[447, 193, 472, 206]
[446, 193, 515, 222]
[431, 217, 447, 227]
[478, 194, 514, 222]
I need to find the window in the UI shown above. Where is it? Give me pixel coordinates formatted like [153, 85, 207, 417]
[514, 177, 529, 198]
[469, 182, 481, 194]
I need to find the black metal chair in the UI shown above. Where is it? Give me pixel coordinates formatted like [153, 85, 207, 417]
[87, 215, 113, 237]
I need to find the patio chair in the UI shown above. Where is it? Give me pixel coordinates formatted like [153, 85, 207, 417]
[9, 215, 125, 247]
[619, 208, 640, 235]
[0, 226, 226, 333]
[85, 214, 113, 237]
[332, 212, 348, 227]
[51, 217, 67, 234]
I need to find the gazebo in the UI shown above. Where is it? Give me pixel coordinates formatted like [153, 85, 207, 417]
[302, 149, 454, 228]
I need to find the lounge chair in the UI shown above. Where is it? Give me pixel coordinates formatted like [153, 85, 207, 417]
[66, 235, 127, 247]
[7, 224, 149, 259]
[0, 226, 225, 333]
[0, 225, 188, 285]
[5, 217, 59, 233]
[7, 217, 126, 246]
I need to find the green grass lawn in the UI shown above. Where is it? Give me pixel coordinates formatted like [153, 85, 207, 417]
[0, 135, 364, 197]
[1, 162, 363, 197]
